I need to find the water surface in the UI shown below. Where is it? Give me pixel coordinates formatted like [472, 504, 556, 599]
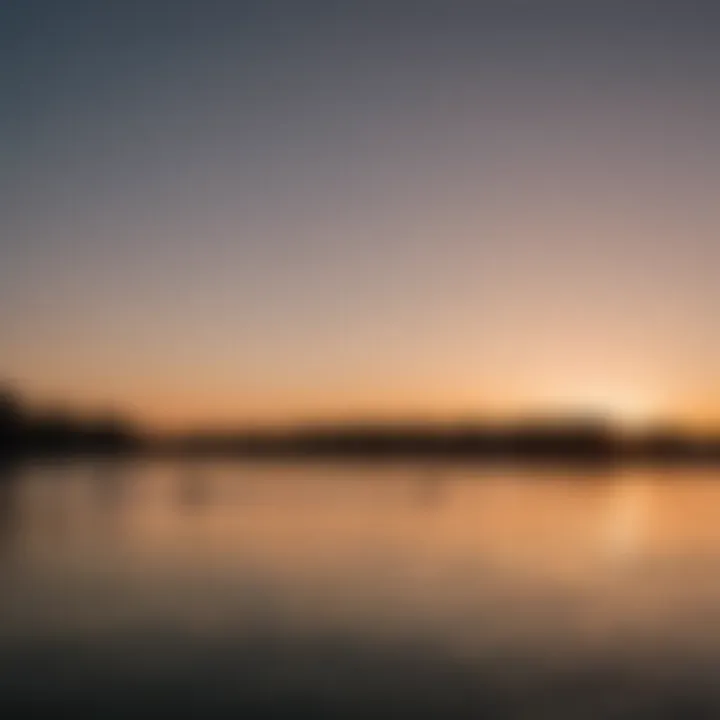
[1, 460, 720, 717]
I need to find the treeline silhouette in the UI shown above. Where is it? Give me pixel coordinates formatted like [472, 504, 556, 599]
[3, 383, 720, 464]
[168, 420, 720, 464]
[0, 387, 139, 459]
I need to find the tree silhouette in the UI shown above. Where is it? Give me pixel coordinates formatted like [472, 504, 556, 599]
[0, 387, 24, 457]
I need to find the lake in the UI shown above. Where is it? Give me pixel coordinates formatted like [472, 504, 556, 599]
[2, 459, 720, 718]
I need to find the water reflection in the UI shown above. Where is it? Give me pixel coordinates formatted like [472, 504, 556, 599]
[0, 460, 19, 557]
[1, 461, 720, 717]
[91, 461, 130, 510]
[602, 474, 652, 563]
[176, 469, 213, 511]
[413, 467, 448, 509]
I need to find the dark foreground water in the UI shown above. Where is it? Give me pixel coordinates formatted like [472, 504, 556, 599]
[2, 460, 720, 718]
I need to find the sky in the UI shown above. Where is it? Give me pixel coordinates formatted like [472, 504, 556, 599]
[2, 0, 720, 429]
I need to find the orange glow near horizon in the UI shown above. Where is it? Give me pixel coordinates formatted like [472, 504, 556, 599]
[37, 388, 720, 434]
[9, 362, 720, 433]
[4, 4, 720, 434]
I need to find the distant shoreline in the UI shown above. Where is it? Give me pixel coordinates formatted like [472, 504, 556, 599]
[6, 444, 720, 468]
[5, 385, 720, 466]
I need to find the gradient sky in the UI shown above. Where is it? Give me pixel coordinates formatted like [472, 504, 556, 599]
[3, 1, 720, 428]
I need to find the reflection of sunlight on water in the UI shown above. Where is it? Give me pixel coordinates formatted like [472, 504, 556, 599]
[602, 475, 651, 564]
[6, 463, 720, 717]
[4, 462, 720, 656]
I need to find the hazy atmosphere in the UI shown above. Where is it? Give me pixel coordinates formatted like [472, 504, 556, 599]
[4, 1, 720, 428]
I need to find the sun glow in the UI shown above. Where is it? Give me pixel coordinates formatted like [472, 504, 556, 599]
[542, 386, 659, 429]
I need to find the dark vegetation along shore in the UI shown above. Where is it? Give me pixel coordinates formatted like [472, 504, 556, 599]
[0, 387, 139, 458]
[2, 384, 720, 464]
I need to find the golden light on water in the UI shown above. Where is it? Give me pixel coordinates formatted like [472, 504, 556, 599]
[603, 477, 651, 561]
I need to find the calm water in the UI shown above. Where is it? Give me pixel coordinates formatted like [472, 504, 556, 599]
[2, 460, 720, 718]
